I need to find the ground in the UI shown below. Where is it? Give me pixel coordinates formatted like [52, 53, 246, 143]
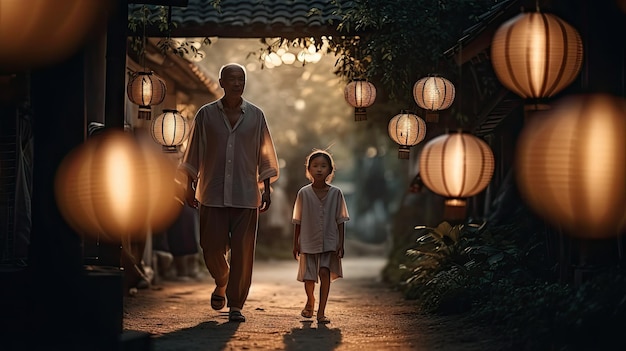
[123, 256, 510, 351]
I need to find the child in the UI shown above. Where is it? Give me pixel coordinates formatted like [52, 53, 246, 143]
[292, 149, 350, 324]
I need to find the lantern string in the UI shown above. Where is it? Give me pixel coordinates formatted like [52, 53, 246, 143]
[458, 39, 463, 121]
[141, 5, 147, 70]
[166, 5, 174, 55]
[434, 0, 441, 72]
[355, 38, 364, 80]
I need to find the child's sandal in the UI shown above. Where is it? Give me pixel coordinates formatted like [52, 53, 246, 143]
[301, 305, 314, 318]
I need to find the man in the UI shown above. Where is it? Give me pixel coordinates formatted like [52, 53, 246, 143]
[179, 63, 279, 322]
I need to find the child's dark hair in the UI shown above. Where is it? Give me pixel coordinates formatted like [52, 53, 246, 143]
[305, 149, 335, 183]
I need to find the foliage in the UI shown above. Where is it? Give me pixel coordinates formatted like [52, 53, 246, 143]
[384, 204, 626, 349]
[333, 0, 494, 103]
[260, 0, 496, 104]
[128, 3, 219, 63]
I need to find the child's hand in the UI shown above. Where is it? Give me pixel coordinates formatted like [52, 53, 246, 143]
[292, 245, 300, 260]
[336, 247, 344, 259]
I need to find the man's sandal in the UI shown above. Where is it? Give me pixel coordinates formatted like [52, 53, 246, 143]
[229, 310, 246, 322]
[317, 316, 330, 324]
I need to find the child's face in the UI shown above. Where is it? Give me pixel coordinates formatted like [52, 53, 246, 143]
[308, 155, 331, 182]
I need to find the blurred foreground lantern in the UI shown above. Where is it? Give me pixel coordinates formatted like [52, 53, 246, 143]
[387, 111, 426, 159]
[151, 109, 190, 152]
[0, 0, 112, 72]
[127, 71, 167, 120]
[419, 131, 494, 207]
[491, 10, 583, 111]
[55, 130, 182, 241]
[344, 79, 376, 121]
[413, 75, 455, 123]
[516, 94, 626, 238]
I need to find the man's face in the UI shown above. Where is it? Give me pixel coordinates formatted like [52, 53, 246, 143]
[220, 67, 246, 97]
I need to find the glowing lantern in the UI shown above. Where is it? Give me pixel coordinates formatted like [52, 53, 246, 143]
[516, 94, 626, 238]
[491, 10, 583, 109]
[344, 79, 376, 121]
[413, 75, 455, 123]
[419, 131, 494, 207]
[127, 71, 167, 120]
[54, 130, 181, 240]
[387, 111, 426, 159]
[151, 109, 190, 152]
[0, 0, 112, 71]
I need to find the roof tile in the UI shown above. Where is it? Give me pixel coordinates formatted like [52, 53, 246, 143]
[132, 0, 346, 39]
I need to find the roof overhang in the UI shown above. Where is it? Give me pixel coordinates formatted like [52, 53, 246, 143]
[129, 0, 347, 39]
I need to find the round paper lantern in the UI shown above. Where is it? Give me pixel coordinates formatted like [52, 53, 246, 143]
[419, 131, 495, 206]
[151, 109, 190, 152]
[55, 130, 181, 240]
[413, 75, 455, 123]
[0, 0, 112, 71]
[516, 94, 626, 238]
[491, 11, 583, 103]
[387, 111, 426, 159]
[127, 71, 167, 120]
[344, 79, 376, 121]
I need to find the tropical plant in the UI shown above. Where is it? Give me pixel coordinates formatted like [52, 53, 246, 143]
[400, 220, 495, 312]
[386, 204, 626, 349]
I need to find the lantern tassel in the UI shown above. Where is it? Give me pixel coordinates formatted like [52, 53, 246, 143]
[398, 146, 410, 159]
[138, 106, 152, 120]
[354, 107, 367, 121]
[162, 145, 178, 153]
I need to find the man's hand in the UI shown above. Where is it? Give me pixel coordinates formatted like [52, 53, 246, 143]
[259, 191, 271, 212]
[186, 180, 198, 208]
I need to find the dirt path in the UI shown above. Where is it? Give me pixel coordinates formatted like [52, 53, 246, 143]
[123, 256, 507, 351]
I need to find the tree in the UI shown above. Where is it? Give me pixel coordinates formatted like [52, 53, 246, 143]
[328, 0, 495, 104]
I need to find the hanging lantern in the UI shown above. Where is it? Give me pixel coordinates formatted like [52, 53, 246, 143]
[491, 10, 583, 110]
[0, 0, 112, 71]
[151, 109, 190, 152]
[413, 75, 455, 123]
[387, 111, 426, 159]
[344, 79, 376, 121]
[419, 131, 494, 207]
[54, 130, 181, 241]
[127, 71, 167, 120]
[516, 94, 626, 239]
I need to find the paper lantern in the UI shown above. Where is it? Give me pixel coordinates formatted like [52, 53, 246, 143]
[419, 131, 494, 206]
[516, 94, 626, 238]
[54, 130, 181, 240]
[127, 71, 167, 120]
[491, 11, 583, 106]
[413, 75, 455, 123]
[344, 79, 376, 121]
[151, 109, 190, 152]
[0, 0, 112, 71]
[387, 111, 426, 159]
